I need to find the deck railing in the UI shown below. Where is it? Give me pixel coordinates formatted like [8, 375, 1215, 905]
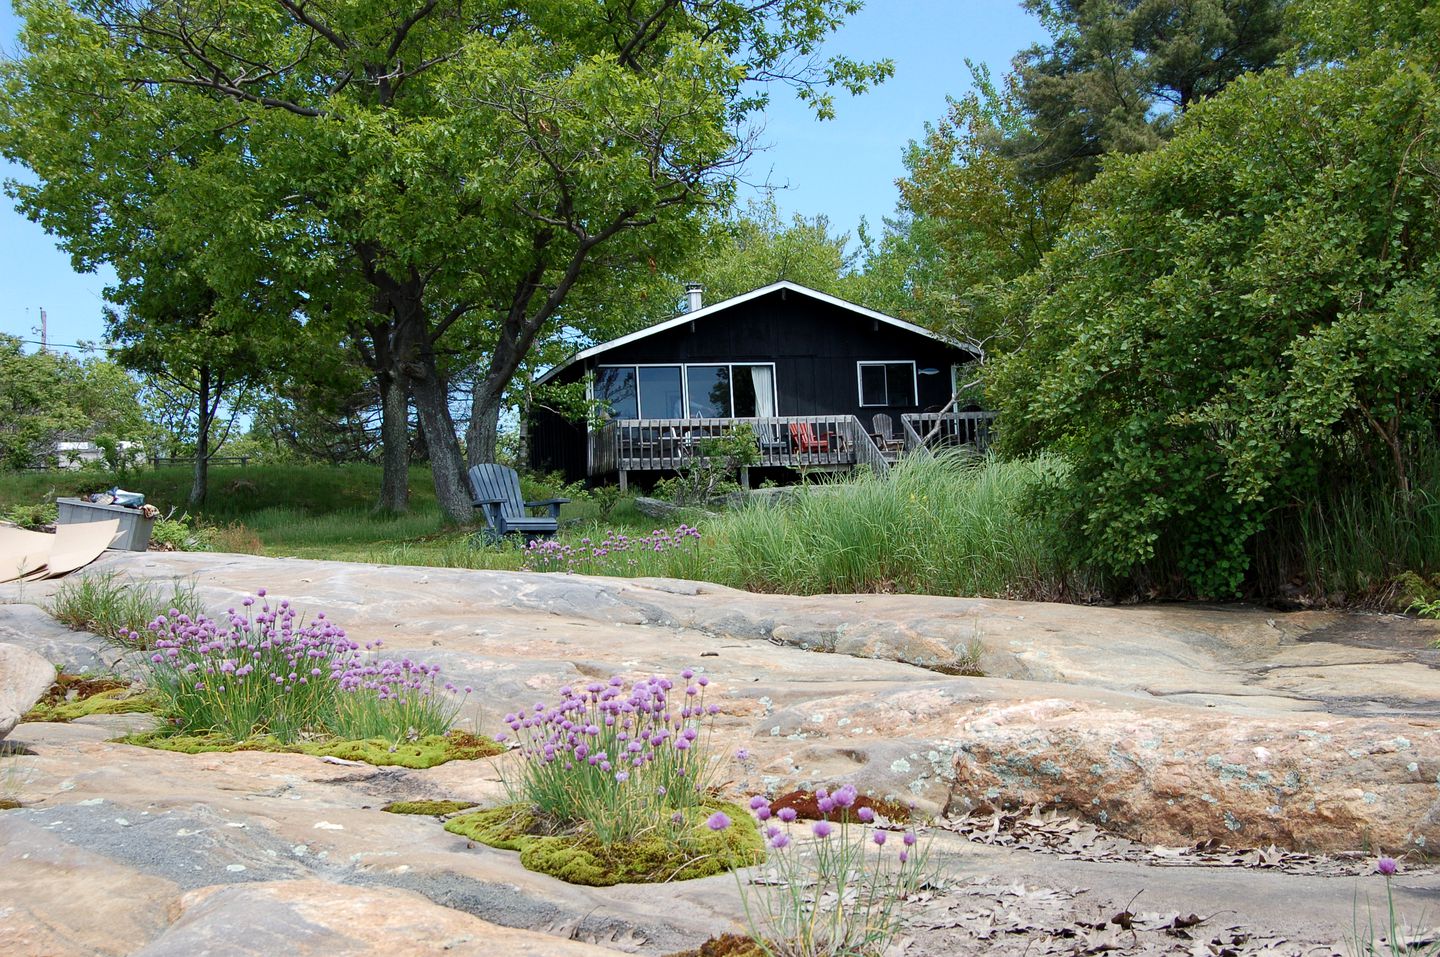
[591, 415, 891, 479]
[900, 411, 998, 454]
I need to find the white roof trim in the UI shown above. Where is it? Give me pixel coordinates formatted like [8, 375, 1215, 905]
[535, 280, 977, 386]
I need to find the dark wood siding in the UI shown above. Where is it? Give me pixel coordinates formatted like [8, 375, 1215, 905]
[528, 288, 976, 480]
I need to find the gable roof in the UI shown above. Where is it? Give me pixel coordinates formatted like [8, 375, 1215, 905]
[535, 280, 977, 386]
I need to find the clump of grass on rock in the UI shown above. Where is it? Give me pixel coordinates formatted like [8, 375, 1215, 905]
[447, 670, 762, 884]
[48, 572, 204, 645]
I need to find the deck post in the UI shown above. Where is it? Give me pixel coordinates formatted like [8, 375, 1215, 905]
[618, 469, 628, 493]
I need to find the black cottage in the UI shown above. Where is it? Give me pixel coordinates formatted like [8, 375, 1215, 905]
[527, 281, 991, 487]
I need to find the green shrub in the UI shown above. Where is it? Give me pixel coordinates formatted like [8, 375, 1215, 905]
[148, 511, 216, 551]
[2, 500, 57, 530]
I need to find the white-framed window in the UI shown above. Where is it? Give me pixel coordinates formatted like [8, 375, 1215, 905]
[592, 363, 777, 419]
[857, 361, 917, 408]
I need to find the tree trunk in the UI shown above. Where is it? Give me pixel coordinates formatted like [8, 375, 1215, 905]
[189, 363, 210, 507]
[466, 384, 503, 468]
[359, 255, 472, 523]
[375, 370, 410, 513]
[408, 358, 474, 524]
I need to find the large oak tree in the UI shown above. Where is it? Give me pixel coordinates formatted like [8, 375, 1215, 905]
[2, 0, 888, 521]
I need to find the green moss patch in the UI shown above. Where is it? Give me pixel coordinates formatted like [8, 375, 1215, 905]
[23, 673, 163, 724]
[116, 728, 502, 769]
[25, 687, 163, 723]
[382, 800, 478, 816]
[446, 801, 763, 886]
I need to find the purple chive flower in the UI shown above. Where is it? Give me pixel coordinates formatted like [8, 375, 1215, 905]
[778, 808, 798, 823]
[903, 831, 917, 847]
[873, 830, 887, 846]
[735, 748, 750, 761]
[756, 806, 772, 821]
[1378, 857, 1398, 876]
[833, 784, 857, 808]
[749, 795, 770, 810]
[706, 812, 732, 831]
[899, 850, 909, 864]
[770, 833, 791, 849]
[857, 806, 875, 823]
[817, 797, 835, 814]
[812, 820, 834, 838]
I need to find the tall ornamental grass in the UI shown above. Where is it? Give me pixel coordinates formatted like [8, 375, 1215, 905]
[140, 590, 466, 743]
[498, 670, 722, 845]
[693, 452, 1094, 600]
[1289, 444, 1440, 604]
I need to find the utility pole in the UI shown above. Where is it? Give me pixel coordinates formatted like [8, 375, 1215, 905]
[39, 307, 47, 353]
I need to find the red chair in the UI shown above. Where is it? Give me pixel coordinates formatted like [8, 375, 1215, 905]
[788, 422, 831, 453]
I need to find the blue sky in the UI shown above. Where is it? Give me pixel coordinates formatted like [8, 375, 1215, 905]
[0, 1, 1043, 350]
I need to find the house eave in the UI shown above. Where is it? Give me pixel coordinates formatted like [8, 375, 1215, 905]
[533, 280, 979, 387]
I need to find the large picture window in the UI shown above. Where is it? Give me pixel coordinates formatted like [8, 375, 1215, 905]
[593, 367, 637, 419]
[857, 361, 917, 408]
[594, 363, 777, 419]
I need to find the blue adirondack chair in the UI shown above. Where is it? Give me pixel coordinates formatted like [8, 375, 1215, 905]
[467, 464, 569, 542]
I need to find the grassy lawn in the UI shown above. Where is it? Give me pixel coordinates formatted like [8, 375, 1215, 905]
[0, 463, 678, 570]
[0, 455, 1079, 598]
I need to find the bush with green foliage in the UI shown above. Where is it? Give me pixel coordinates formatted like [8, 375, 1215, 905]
[993, 5, 1440, 597]
[2, 500, 56, 529]
[0, 334, 146, 471]
[654, 426, 760, 506]
[148, 510, 216, 551]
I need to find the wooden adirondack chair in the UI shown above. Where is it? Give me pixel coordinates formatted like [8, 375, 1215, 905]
[871, 413, 905, 454]
[788, 422, 830, 453]
[751, 421, 789, 456]
[467, 464, 569, 542]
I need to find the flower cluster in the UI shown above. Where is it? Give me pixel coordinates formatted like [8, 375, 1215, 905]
[521, 525, 701, 575]
[499, 669, 721, 845]
[727, 785, 933, 957]
[141, 590, 466, 744]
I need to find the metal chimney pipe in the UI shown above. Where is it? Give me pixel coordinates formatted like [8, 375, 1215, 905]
[684, 282, 703, 313]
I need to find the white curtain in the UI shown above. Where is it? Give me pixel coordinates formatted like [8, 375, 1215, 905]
[750, 366, 775, 418]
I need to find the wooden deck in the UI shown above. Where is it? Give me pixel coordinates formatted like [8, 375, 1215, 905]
[901, 411, 997, 454]
[586, 412, 997, 486]
[588, 416, 891, 485]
